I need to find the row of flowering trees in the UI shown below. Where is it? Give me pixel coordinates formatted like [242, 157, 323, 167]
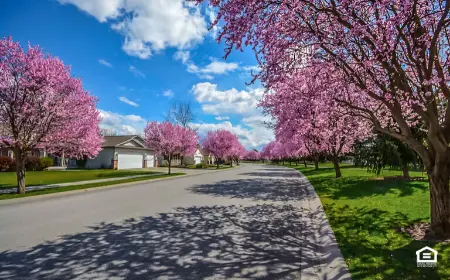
[196, 0, 450, 237]
[0, 37, 248, 193]
[145, 123, 247, 173]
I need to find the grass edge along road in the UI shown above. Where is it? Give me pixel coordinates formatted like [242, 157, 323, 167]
[0, 169, 165, 189]
[0, 173, 184, 200]
[282, 162, 449, 280]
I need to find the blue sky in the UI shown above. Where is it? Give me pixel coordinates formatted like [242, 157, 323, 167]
[0, 0, 274, 149]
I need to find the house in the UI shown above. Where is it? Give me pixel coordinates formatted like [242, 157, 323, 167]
[85, 135, 156, 169]
[157, 154, 183, 167]
[185, 147, 215, 165]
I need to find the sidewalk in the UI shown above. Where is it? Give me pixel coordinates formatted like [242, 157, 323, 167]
[0, 173, 165, 194]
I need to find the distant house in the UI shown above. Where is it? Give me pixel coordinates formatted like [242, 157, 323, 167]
[185, 147, 215, 165]
[157, 153, 183, 167]
[85, 135, 156, 169]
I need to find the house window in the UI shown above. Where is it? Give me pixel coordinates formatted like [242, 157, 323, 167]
[0, 148, 9, 157]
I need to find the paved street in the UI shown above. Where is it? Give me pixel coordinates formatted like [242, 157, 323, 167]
[0, 164, 350, 280]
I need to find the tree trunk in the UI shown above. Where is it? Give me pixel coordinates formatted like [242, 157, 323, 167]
[15, 149, 26, 194]
[167, 157, 171, 175]
[402, 164, 410, 180]
[217, 160, 220, 169]
[331, 156, 342, 178]
[230, 160, 233, 167]
[303, 160, 307, 168]
[314, 155, 319, 170]
[428, 158, 450, 238]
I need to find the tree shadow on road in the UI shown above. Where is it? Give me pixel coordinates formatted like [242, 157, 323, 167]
[0, 204, 341, 280]
[239, 171, 302, 178]
[189, 177, 315, 202]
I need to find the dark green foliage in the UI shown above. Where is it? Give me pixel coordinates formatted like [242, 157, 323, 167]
[353, 134, 422, 175]
[39, 157, 54, 170]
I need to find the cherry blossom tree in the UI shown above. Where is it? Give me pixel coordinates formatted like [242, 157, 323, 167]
[244, 150, 260, 162]
[0, 37, 103, 194]
[261, 65, 371, 177]
[202, 130, 242, 168]
[196, 0, 450, 237]
[227, 141, 246, 166]
[145, 121, 199, 174]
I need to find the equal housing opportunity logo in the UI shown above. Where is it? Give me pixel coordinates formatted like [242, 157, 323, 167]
[416, 246, 438, 268]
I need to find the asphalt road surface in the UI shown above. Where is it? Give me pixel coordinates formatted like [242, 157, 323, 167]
[0, 164, 350, 280]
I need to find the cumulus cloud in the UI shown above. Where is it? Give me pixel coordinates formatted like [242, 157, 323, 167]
[193, 120, 273, 149]
[190, 82, 273, 149]
[99, 110, 147, 136]
[191, 82, 264, 115]
[98, 59, 113, 67]
[163, 90, 174, 98]
[118, 96, 139, 107]
[215, 116, 230, 121]
[129, 65, 145, 78]
[60, 0, 207, 59]
[174, 51, 238, 79]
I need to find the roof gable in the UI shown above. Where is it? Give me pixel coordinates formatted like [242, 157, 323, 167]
[103, 135, 149, 149]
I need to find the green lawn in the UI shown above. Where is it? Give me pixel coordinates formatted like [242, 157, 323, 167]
[0, 169, 162, 189]
[0, 173, 185, 200]
[286, 163, 449, 280]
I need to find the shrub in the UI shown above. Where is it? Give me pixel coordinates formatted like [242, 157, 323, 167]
[39, 157, 54, 170]
[0, 156, 12, 171]
[195, 163, 204, 169]
[25, 156, 41, 171]
[76, 159, 86, 168]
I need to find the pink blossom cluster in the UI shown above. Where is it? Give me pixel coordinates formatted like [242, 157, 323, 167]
[202, 130, 245, 162]
[244, 150, 260, 161]
[0, 37, 103, 158]
[144, 121, 199, 159]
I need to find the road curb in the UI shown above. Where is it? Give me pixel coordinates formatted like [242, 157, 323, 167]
[0, 165, 242, 206]
[281, 165, 352, 280]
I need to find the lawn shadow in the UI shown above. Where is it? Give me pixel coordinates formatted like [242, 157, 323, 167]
[323, 204, 444, 279]
[311, 175, 428, 199]
[0, 204, 344, 280]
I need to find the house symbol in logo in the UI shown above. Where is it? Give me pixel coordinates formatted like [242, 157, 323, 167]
[416, 246, 438, 267]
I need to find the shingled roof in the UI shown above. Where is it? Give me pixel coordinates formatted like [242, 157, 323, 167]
[103, 135, 149, 148]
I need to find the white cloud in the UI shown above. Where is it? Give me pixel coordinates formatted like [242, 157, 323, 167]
[194, 120, 273, 149]
[242, 65, 260, 72]
[59, 0, 123, 22]
[163, 90, 174, 98]
[99, 110, 147, 136]
[191, 82, 264, 115]
[190, 82, 273, 149]
[123, 114, 145, 122]
[98, 59, 113, 67]
[129, 65, 145, 78]
[119, 96, 139, 107]
[215, 116, 230, 121]
[206, 6, 220, 39]
[60, 0, 208, 59]
[174, 51, 238, 79]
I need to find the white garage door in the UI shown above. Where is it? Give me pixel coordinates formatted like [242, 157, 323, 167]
[118, 153, 143, 169]
[147, 155, 155, 167]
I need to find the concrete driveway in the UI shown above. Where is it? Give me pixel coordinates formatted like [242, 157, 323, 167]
[0, 164, 350, 280]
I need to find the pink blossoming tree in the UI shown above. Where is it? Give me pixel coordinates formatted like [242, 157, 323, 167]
[261, 65, 371, 178]
[196, 0, 450, 237]
[244, 150, 260, 162]
[0, 37, 103, 194]
[202, 130, 242, 169]
[145, 121, 199, 174]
